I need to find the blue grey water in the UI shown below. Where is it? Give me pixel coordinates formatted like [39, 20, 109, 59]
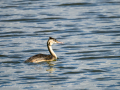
[0, 0, 120, 90]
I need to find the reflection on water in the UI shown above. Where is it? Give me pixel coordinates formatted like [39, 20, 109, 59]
[46, 67, 56, 73]
[0, 0, 120, 90]
[33, 62, 56, 73]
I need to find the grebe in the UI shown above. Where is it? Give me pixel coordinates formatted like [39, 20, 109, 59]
[24, 37, 63, 63]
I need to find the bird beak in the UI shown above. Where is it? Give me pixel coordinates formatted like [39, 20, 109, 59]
[57, 41, 63, 44]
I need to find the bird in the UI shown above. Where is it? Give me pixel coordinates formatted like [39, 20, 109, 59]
[24, 37, 63, 63]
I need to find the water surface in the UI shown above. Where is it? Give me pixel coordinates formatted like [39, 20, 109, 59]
[0, 0, 120, 90]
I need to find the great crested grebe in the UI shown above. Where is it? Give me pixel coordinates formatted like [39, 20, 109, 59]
[24, 37, 63, 63]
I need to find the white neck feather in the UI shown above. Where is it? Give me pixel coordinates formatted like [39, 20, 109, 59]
[48, 45, 57, 59]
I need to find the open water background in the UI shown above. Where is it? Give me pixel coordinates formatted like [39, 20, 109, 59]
[0, 0, 120, 90]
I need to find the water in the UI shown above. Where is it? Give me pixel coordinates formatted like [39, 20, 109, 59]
[0, 0, 120, 90]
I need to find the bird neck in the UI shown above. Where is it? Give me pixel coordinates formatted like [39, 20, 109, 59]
[47, 45, 57, 59]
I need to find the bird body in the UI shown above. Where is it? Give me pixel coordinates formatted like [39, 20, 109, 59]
[24, 37, 63, 63]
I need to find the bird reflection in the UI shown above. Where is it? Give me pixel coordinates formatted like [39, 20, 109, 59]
[46, 67, 56, 73]
[33, 61, 56, 73]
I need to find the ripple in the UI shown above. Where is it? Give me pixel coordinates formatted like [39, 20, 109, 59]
[2, 61, 20, 64]
[63, 71, 85, 74]
[94, 77, 112, 81]
[56, 2, 96, 7]
[19, 76, 38, 80]
[97, 15, 120, 19]
[0, 31, 26, 37]
[58, 66, 76, 70]
[1, 18, 40, 22]
[75, 55, 120, 60]
[0, 0, 120, 90]
[0, 31, 25, 35]
[0, 54, 8, 58]
[92, 30, 120, 34]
